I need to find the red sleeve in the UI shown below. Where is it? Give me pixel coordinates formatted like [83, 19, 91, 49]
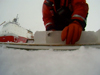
[71, 0, 89, 21]
[42, 1, 54, 30]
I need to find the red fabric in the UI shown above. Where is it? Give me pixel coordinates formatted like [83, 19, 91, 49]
[61, 21, 82, 44]
[71, 0, 88, 21]
[42, 3, 54, 26]
[42, 0, 89, 29]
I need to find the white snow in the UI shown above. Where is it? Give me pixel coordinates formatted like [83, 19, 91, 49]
[0, 46, 100, 75]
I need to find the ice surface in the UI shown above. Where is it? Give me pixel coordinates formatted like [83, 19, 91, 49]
[0, 46, 100, 75]
[34, 31, 46, 44]
[34, 30, 100, 44]
[96, 29, 100, 43]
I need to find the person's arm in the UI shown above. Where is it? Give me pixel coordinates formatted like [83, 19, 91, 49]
[71, 0, 89, 30]
[42, 0, 55, 31]
[61, 0, 89, 44]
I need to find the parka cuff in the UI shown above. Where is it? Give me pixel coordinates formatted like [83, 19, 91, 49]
[71, 19, 86, 31]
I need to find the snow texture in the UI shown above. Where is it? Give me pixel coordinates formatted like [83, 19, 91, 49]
[0, 46, 100, 75]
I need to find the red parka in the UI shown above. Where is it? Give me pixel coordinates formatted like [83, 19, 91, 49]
[42, 0, 89, 31]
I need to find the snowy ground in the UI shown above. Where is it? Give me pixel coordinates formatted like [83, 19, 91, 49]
[0, 46, 100, 75]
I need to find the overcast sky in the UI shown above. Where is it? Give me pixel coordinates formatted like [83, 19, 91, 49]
[0, 0, 100, 34]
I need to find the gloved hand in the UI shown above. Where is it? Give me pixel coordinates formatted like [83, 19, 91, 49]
[61, 21, 82, 44]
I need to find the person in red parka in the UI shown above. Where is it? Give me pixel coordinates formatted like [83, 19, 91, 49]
[42, 0, 89, 44]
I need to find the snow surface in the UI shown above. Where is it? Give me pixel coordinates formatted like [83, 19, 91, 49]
[0, 46, 100, 75]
